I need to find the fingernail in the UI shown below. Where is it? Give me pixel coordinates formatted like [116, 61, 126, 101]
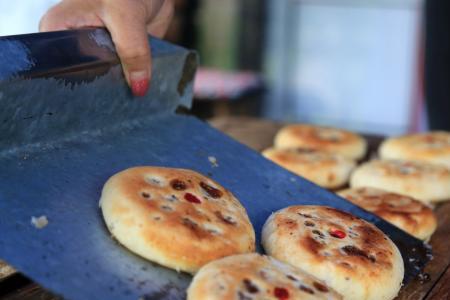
[130, 70, 149, 97]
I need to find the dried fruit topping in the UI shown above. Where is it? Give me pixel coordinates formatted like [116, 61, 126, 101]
[312, 230, 325, 238]
[329, 229, 346, 239]
[182, 218, 198, 230]
[299, 285, 314, 294]
[200, 182, 223, 198]
[243, 279, 259, 293]
[184, 193, 201, 204]
[274, 287, 290, 299]
[286, 275, 298, 281]
[298, 213, 313, 218]
[215, 211, 236, 225]
[304, 221, 315, 227]
[342, 245, 376, 262]
[170, 179, 187, 190]
[313, 282, 329, 293]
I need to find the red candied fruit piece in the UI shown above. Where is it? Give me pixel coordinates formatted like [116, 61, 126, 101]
[184, 193, 201, 204]
[329, 229, 346, 239]
[274, 287, 289, 300]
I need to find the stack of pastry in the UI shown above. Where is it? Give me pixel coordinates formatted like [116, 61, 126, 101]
[263, 125, 449, 242]
[345, 132, 450, 241]
[263, 124, 367, 189]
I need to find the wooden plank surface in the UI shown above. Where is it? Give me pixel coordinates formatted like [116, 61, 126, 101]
[1, 116, 449, 299]
[427, 266, 450, 300]
[392, 203, 450, 300]
[1, 284, 56, 300]
[0, 276, 58, 300]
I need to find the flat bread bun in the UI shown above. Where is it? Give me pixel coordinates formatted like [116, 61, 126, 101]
[262, 205, 404, 300]
[187, 253, 343, 300]
[338, 187, 437, 240]
[262, 148, 356, 189]
[350, 159, 450, 203]
[379, 131, 450, 168]
[100, 167, 255, 274]
[274, 124, 367, 160]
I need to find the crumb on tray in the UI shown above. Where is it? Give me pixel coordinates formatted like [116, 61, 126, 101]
[208, 156, 219, 167]
[31, 215, 48, 229]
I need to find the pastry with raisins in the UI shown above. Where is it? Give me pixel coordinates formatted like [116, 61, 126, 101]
[100, 167, 255, 273]
[379, 131, 450, 168]
[338, 187, 437, 241]
[274, 124, 367, 160]
[262, 205, 404, 300]
[350, 159, 450, 203]
[263, 148, 355, 189]
[188, 253, 342, 300]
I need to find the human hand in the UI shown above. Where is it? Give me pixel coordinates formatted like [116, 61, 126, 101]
[40, 0, 174, 97]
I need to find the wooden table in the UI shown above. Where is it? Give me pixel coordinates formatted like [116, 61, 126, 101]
[1, 116, 449, 299]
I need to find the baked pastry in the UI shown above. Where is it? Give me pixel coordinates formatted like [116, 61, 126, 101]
[338, 187, 437, 240]
[100, 167, 255, 273]
[274, 124, 367, 160]
[350, 159, 450, 203]
[187, 253, 343, 300]
[262, 148, 356, 189]
[379, 131, 450, 168]
[262, 205, 404, 300]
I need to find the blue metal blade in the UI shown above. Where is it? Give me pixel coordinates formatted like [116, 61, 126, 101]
[0, 29, 429, 300]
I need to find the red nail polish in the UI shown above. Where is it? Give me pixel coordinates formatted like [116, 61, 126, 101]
[131, 78, 149, 97]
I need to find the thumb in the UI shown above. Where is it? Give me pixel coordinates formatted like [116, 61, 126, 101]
[102, 8, 151, 97]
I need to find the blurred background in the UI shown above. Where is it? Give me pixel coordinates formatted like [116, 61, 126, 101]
[1, 0, 448, 136]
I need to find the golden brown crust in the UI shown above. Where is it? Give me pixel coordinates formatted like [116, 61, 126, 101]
[274, 124, 367, 160]
[262, 148, 356, 189]
[350, 159, 450, 203]
[267, 206, 393, 268]
[187, 253, 343, 300]
[262, 205, 404, 300]
[371, 160, 449, 178]
[0, 261, 15, 279]
[338, 187, 437, 240]
[100, 167, 255, 273]
[380, 131, 450, 168]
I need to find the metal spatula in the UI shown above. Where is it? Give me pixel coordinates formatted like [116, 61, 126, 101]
[0, 29, 430, 300]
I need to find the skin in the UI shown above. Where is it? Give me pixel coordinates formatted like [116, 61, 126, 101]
[40, 0, 174, 97]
